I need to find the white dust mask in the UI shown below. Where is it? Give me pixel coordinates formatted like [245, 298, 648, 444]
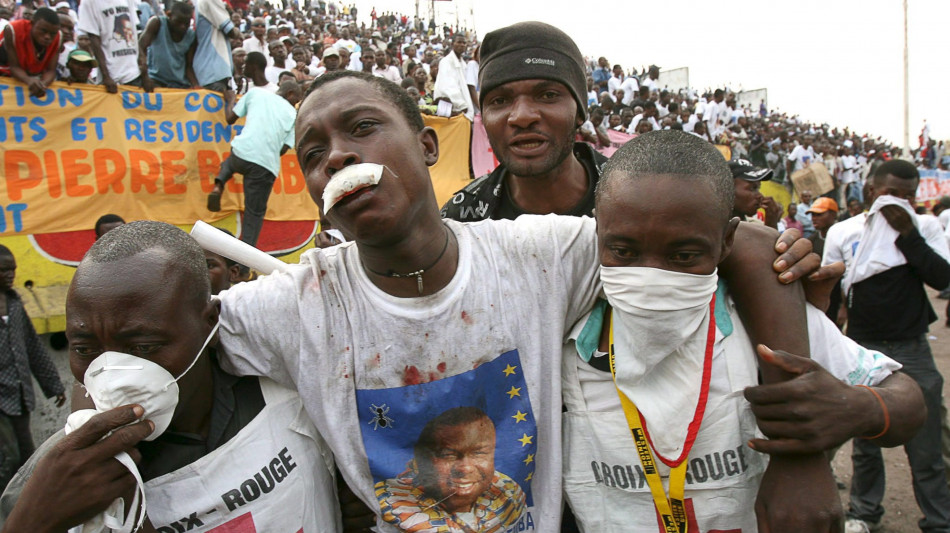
[80, 320, 220, 441]
[599, 266, 718, 460]
[63, 321, 219, 533]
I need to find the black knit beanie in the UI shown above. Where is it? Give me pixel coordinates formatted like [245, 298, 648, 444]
[478, 21, 588, 120]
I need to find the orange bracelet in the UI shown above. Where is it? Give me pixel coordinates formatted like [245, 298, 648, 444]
[857, 385, 890, 440]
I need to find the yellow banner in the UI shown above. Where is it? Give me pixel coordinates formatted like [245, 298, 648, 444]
[0, 80, 474, 332]
[0, 80, 473, 236]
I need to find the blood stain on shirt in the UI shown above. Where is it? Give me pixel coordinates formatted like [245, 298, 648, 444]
[404, 365, 422, 386]
[461, 310, 473, 325]
[437, 362, 446, 373]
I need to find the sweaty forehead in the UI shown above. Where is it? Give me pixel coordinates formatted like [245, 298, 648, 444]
[301, 78, 390, 120]
[71, 249, 194, 307]
[599, 173, 720, 218]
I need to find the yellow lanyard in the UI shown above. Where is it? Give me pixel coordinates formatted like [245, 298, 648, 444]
[607, 297, 716, 533]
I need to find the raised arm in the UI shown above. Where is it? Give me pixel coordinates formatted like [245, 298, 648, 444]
[718, 222, 844, 532]
[138, 17, 160, 93]
[884, 206, 950, 289]
[87, 34, 116, 93]
[746, 348, 925, 451]
[719, 222, 810, 369]
[40, 41, 58, 89]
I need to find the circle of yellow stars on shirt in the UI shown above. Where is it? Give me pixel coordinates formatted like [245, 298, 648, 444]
[502, 362, 534, 484]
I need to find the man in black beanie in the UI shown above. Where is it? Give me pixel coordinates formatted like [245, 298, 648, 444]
[441, 21, 608, 222]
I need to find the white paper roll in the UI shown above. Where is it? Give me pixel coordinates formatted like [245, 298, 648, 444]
[190, 221, 289, 275]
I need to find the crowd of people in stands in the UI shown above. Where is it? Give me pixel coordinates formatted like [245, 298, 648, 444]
[3, 0, 944, 186]
[5, 0, 945, 225]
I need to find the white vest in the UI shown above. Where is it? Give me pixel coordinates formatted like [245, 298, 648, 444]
[145, 379, 342, 533]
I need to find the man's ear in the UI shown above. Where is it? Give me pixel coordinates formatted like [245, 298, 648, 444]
[419, 126, 439, 167]
[228, 264, 243, 284]
[719, 217, 741, 263]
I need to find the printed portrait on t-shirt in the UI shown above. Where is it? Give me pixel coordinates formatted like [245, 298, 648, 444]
[112, 13, 134, 46]
[357, 350, 537, 532]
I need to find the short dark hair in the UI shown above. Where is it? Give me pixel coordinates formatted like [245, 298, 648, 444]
[169, 1, 193, 16]
[33, 7, 59, 25]
[94, 214, 125, 237]
[304, 70, 424, 131]
[873, 159, 919, 184]
[597, 130, 734, 223]
[82, 220, 210, 303]
[0, 245, 12, 258]
[245, 51, 267, 70]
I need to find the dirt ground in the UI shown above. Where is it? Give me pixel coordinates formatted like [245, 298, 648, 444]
[832, 286, 950, 532]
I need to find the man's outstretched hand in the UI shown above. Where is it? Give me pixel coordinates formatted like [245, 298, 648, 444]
[747, 346, 925, 452]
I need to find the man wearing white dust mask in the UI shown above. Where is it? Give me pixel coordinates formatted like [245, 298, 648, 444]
[0, 221, 341, 533]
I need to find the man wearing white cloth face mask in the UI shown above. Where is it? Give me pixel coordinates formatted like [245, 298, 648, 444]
[561, 131, 925, 532]
[0, 221, 341, 533]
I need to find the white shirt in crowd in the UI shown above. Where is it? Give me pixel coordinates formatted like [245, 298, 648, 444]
[838, 154, 858, 184]
[628, 114, 659, 133]
[372, 64, 401, 83]
[465, 59, 478, 90]
[607, 75, 622, 95]
[787, 144, 817, 172]
[264, 61, 290, 85]
[77, 0, 140, 84]
[703, 101, 724, 138]
[243, 36, 272, 64]
[433, 50, 473, 120]
[619, 77, 639, 106]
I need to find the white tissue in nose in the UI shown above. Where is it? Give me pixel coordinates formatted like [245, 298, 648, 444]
[322, 163, 386, 212]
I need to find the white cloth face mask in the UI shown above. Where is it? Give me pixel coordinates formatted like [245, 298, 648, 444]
[601, 265, 718, 315]
[80, 321, 220, 441]
[599, 266, 718, 459]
